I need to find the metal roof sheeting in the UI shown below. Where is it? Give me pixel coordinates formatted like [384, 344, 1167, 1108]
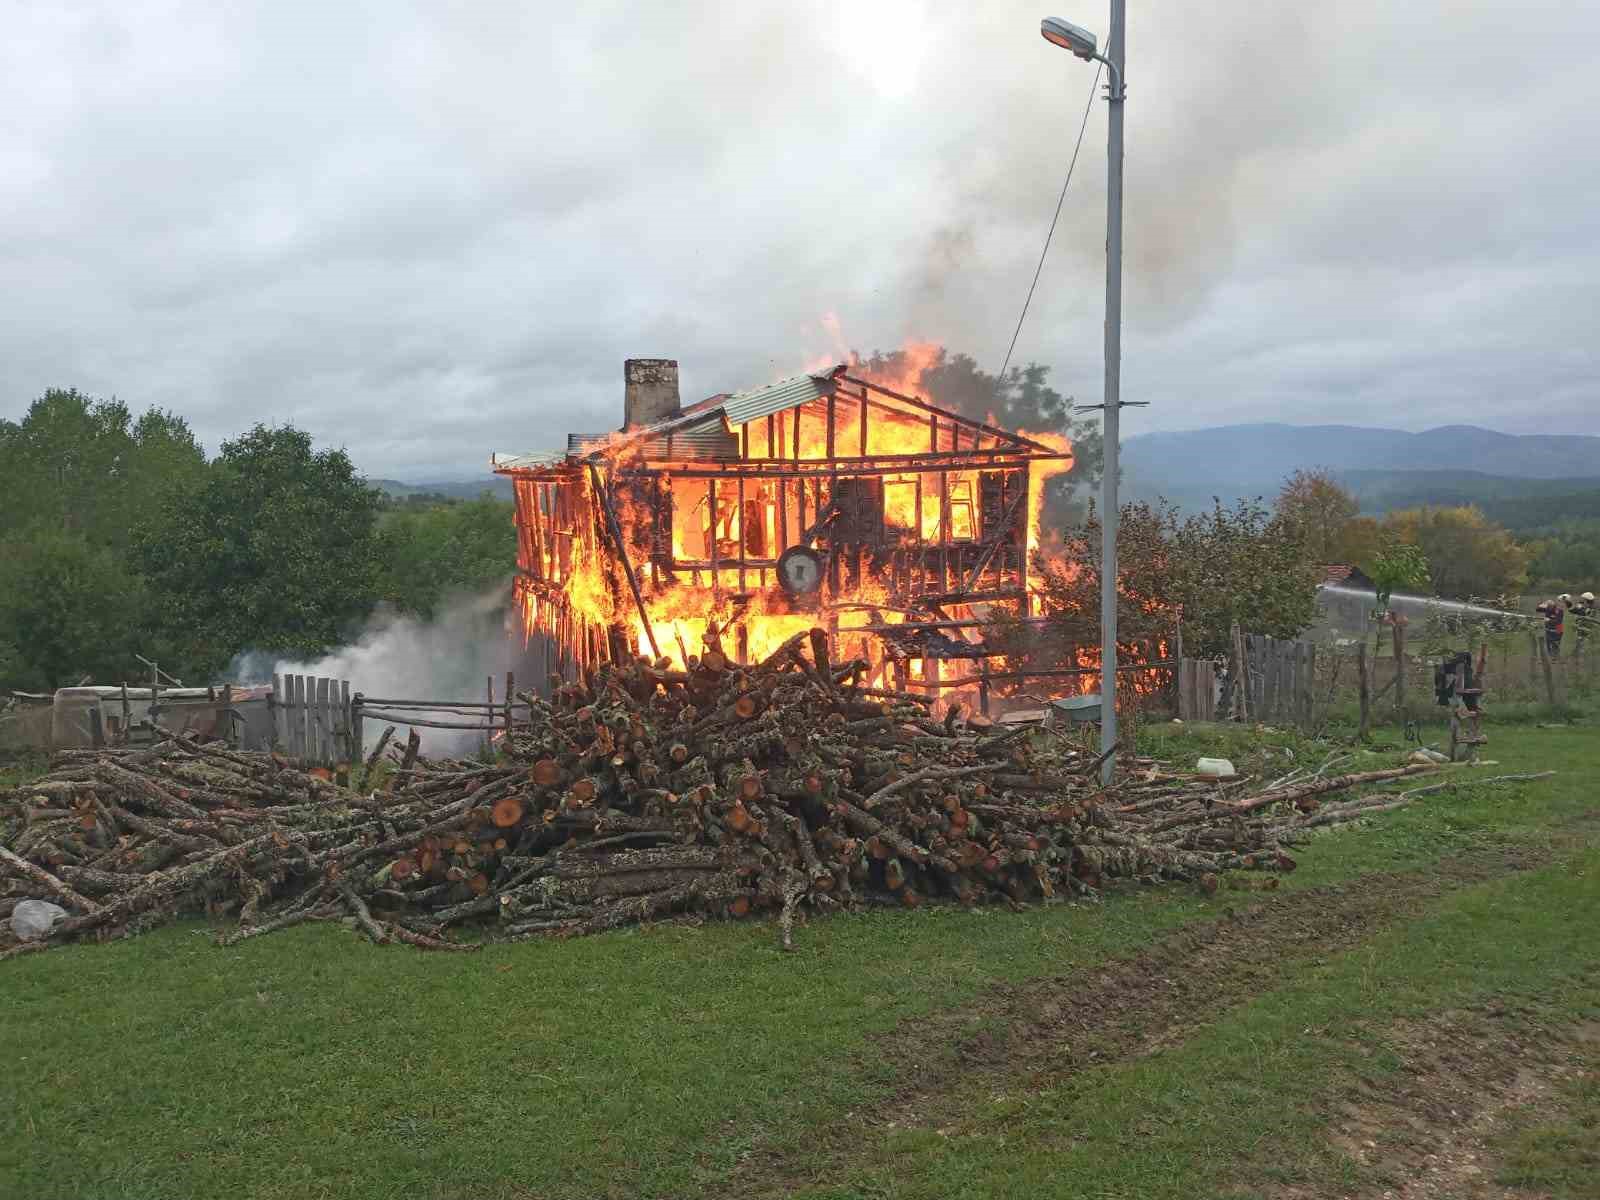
[498, 365, 844, 468]
[720, 367, 840, 426]
[568, 418, 737, 461]
[491, 450, 568, 472]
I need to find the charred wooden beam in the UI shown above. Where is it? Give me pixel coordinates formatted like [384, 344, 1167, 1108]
[587, 461, 661, 660]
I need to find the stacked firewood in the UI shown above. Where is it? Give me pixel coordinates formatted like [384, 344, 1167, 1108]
[0, 630, 1455, 958]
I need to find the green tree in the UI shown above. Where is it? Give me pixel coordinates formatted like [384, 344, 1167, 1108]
[1368, 539, 1431, 612]
[0, 525, 152, 690]
[378, 495, 517, 618]
[0, 389, 206, 550]
[134, 424, 386, 674]
[1030, 497, 1320, 659]
[1380, 506, 1526, 599]
[1275, 468, 1359, 564]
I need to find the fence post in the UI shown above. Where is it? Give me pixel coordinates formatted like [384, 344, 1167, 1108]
[1357, 642, 1371, 740]
[1538, 637, 1559, 709]
[294, 675, 309, 762]
[504, 672, 515, 743]
[340, 680, 353, 763]
[1267, 640, 1280, 723]
[318, 677, 334, 765]
[1392, 621, 1407, 715]
[1302, 642, 1316, 729]
[350, 692, 364, 763]
[1229, 623, 1247, 722]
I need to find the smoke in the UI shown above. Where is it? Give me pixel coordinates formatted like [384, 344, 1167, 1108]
[237, 584, 531, 756]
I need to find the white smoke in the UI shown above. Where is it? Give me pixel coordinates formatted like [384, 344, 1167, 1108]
[257, 584, 529, 756]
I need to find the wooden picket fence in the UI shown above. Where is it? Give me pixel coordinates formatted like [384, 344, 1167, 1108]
[1175, 631, 1317, 728]
[1173, 659, 1218, 722]
[270, 674, 356, 767]
[1242, 635, 1317, 727]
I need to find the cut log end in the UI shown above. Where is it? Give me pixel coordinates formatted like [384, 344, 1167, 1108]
[489, 803, 528, 832]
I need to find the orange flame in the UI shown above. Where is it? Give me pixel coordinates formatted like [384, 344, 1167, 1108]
[517, 334, 1099, 693]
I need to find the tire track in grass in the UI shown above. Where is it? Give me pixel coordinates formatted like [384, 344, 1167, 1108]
[708, 838, 1588, 1199]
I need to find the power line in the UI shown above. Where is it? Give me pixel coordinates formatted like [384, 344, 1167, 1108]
[996, 61, 1103, 389]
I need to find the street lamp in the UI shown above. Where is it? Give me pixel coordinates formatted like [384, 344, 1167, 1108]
[1042, 6, 1126, 786]
[1039, 16, 1097, 60]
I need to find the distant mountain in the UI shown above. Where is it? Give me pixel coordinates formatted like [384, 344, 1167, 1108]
[1122, 423, 1600, 511]
[369, 477, 513, 502]
[1340, 470, 1600, 514]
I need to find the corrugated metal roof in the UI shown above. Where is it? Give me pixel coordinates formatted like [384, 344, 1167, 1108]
[568, 417, 739, 461]
[720, 367, 840, 426]
[491, 450, 568, 472]
[501, 365, 845, 467]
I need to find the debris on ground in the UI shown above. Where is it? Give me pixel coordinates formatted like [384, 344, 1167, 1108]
[1, 631, 1541, 958]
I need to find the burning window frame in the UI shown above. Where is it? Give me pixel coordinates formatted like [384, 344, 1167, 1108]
[492, 361, 1072, 700]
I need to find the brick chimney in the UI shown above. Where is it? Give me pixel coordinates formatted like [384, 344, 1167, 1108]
[623, 358, 680, 429]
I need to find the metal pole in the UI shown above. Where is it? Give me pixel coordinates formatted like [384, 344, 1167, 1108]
[1099, 0, 1126, 786]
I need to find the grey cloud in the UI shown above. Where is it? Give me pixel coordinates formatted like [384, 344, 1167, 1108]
[1, 0, 1596, 481]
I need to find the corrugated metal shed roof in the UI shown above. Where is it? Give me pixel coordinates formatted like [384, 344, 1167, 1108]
[491, 450, 568, 472]
[720, 367, 840, 426]
[568, 418, 737, 461]
[498, 365, 845, 468]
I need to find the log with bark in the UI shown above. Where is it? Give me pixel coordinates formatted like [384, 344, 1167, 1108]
[1, 630, 1507, 958]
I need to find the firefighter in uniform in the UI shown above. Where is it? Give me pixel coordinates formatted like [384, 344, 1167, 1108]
[1571, 591, 1595, 651]
[1541, 598, 1566, 657]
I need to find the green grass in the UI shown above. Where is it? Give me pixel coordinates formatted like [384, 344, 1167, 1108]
[791, 847, 1600, 1200]
[0, 752, 48, 790]
[1, 724, 1596, 1200]
[1496, 1062, 1600, 1197]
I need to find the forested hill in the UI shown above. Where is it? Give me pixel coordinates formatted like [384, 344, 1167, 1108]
[1121, 423, 1600, 512]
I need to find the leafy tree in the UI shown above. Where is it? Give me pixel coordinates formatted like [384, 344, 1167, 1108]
[1030, 497, 1320, 658]
[1525, 518, 1600, 588]
[134, 424, 386, 674]
[1379, 506, 1527, 599]
[1367, 539, 1431, 613]
[1275, 468, 1359, 563]
[378, 496, 517, 618]
[1333, 515, 1383, 570]
[0, 525, 153, 690]
[0, 390, 206, 550]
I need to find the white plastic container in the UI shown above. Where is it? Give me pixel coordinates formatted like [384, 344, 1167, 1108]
[1196, 757, 1237, 779]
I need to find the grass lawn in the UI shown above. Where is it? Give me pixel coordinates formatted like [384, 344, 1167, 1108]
[2, 721, 1597, 1200]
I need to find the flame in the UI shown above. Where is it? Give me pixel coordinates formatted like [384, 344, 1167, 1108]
[513, 334, 1104, 701]
[852, 340, 942, 400]
[634, 588, 816, 668]
[1016, 428, 1075, 567]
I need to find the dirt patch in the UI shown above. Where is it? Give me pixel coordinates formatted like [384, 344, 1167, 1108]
[712, 841, 1566, 1198]
[878, 845, 1551, 1120]
[1265, 1012, 1600, 1199]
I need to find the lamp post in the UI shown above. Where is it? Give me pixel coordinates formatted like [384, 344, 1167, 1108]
[1042, 6, 1125, 785]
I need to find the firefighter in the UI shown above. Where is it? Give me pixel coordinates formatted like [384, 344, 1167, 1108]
[1571, 591, 1596, 650]
[1540, 597, 1566, 657]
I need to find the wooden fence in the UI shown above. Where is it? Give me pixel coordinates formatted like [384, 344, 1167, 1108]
[1176, 632, 1317, 728]
[270, 674, 355, 766]
[1174, 659, 1218, 722]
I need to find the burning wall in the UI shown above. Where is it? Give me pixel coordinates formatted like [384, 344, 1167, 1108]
[496, 354, 1074, 701]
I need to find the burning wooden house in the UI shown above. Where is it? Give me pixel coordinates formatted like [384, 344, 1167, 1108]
[493, 358, 1073, 698]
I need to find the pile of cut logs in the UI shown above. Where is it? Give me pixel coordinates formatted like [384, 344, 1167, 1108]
[1, 630, 1467, 958]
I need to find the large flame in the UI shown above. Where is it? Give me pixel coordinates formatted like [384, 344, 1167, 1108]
[517, 335, 1103, 697]
[1017, 427, 1075, 566]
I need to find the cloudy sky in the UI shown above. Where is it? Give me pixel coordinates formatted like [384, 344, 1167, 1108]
[3, 1, 1595, 478]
